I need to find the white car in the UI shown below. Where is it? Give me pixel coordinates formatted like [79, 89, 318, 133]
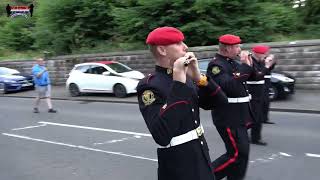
[66, 61, 145, 97]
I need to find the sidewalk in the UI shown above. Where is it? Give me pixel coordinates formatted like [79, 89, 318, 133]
[2, 86, 320, 114]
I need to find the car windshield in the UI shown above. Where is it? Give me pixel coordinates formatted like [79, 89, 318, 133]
[0, 67, 20, 75]
[108, 62, 132, 73]
[198, 59, 210, 71]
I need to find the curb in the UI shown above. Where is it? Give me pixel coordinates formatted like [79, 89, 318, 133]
[2, 95, 320, 114]
[269, 108, 320, 114]
[1, 95, 138, 104]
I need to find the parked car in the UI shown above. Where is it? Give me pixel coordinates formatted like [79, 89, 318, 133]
[0, 67, 34, 94]
[198, 58, 295, 100]
[66, 61, 145, 97]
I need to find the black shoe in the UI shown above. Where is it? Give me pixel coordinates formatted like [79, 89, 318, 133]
[48, 109, 57, 113]
[33, 108, 39, 113]
[251, 140, 267, 146]
[263, 121, 275, 124]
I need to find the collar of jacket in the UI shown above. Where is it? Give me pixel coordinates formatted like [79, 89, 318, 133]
[155, 65, 173, 76]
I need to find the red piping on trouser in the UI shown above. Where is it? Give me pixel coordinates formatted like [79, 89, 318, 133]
[160, 101, 189, 116]
[211, 86, 221, 97]
[214, 128, 239, 172]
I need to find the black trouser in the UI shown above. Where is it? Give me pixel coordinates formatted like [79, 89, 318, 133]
[263, 88, 270, 122]
[251, 99, 264, 141]
[251, 122, 262, 142]
[212, 126, 250, 180]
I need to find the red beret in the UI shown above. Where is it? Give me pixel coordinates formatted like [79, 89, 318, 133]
[219, 34, 241, 45]
[146, 27, 184, 45]
[252, 45, 270, 54]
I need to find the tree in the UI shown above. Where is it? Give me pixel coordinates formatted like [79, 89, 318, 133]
[0, 17, 35, 51]
[34, 0, 116, 55]
[112, 0, 299, 45]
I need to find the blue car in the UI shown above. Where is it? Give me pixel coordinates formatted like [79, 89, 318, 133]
[0, 67, 34, 94]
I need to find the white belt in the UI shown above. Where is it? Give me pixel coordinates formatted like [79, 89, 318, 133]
[264, 75, 271, 79]
[159, 125, 204, 148]
[246, 80, 265, 85]
[228, 95, 251, 103]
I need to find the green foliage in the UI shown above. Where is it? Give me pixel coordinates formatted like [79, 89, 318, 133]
[0, 0, 319, 58]
[254, 2, 298, 42]
[0, 17, 35, 51]
[301, 0, 320, 24]
[112, 0, 299, 45]
[0, 49, 41, 60]
[35, 0, 115, 55]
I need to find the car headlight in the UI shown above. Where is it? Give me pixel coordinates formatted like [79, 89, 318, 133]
[276, 76, 294, 83]
[4, 79, 17, 83]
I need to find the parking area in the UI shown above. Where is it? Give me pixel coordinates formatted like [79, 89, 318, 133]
[3, 121, 158, 162]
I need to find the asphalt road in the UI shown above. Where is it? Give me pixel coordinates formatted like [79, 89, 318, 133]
[0, 97, 319, 180]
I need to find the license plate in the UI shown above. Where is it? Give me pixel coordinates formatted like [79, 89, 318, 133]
[22, 83, 32, 87]
[284, 87, 290, 92]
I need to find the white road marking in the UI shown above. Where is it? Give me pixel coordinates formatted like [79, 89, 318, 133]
[38, 121, 152, 137]
[279, 152, 292, 157]
[12, 124, 47, 131]
[250, 152, 292, 165]
[306, 153, 320, 158]
[256, 158, 270, 163]
[94, 135, 142, 146]
[2, 133, 157, 162]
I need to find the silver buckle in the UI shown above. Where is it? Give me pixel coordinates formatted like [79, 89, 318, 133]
[196, 126, 203, 137]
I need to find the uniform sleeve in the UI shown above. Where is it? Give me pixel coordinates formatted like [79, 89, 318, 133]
[269, 63, 276, 71]
[248, 64, 268, 81]
[197, 77, 228, 110]
[137, 81, 193, 146]
[206, 62, 252, 94]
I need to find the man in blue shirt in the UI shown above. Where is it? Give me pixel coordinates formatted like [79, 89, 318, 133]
[32, 58, 57, 113]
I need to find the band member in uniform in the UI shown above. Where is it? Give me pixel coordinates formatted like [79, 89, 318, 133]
[6, 4, 11, 17]
[207, 34, 260, 180]
[137, 27, 227, 180]
[247, 45, 276, 145]
[29, 4, 34, 17]
[263, 55, 276, 124]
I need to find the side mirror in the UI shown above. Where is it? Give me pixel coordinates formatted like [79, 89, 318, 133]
[102, 71, 111, 76]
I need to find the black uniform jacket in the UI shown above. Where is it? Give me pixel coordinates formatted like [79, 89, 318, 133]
[137, 66, 227, 180]
[264, 63, 276, 95]
[247, 58, 269, 100]
[207, 53, 263, 127]
[247, 58, 269, 122]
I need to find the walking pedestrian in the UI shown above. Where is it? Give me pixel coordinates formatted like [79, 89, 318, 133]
[32, 58, 57, 113]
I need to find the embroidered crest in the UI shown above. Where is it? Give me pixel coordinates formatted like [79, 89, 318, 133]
[142, 90, 155, 106]
[211, 66, 221, 75]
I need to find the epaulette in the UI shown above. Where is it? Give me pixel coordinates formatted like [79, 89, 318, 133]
[142, 73, 155, 84]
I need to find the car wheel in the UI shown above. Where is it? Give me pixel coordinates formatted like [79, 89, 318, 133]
[0, 83, 7, 95]
[269, 85, 278, 101]
[113, 84, 127, 98]
[69, 83, 81, 97]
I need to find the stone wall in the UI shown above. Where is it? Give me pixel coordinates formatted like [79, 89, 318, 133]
[0, 39, 320, 89]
